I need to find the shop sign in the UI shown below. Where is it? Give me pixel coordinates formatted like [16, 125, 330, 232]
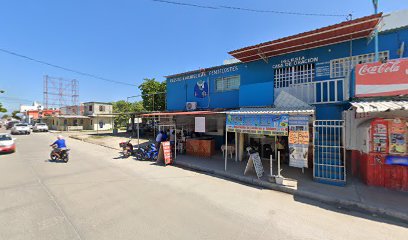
[355, 58, 408, 97]
[272, 56, 319, 69]
[226, 114, 289, 136]
[370, 119, 389, 153]
[385, 155, 408, 166]
[158, 141, 173, 165]
[169, 65, 239, 83]
[288, 116, 309, 168]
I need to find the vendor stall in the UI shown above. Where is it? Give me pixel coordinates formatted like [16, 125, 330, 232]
[345, 101, 408, 191]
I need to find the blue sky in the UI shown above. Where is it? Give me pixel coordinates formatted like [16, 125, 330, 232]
[0, 0, 406, 113]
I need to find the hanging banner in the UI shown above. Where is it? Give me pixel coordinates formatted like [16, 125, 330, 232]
[226, 114, 289, 136]
[370, 118, 389, 153]
[355, 58, 408, 97]
[194, 80, 209, 98]
[288, 116, 309, 168]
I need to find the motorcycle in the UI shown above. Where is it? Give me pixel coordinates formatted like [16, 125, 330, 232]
[50, 146, 70, 162]
[134, 143, 158, 161]
[119, 139, 134, 158]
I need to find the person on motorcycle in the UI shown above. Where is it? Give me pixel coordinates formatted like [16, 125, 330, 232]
[51, 135, 67, 157]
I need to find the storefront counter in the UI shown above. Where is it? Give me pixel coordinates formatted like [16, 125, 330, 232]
[186, 137, 215, 157]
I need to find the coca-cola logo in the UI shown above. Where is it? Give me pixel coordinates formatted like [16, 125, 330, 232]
[358, 60, 401, 76]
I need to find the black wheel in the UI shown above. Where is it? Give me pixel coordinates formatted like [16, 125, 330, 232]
[63, 155, 69, 163]
[50, 153, 57, 161]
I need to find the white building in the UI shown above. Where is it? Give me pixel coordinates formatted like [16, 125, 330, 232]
[19, 101, 44, 113]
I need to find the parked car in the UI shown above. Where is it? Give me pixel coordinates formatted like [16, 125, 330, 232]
[0, 133, 16, 153]
[6, 121, 19, 130]
[33, 123, 49, 132]
[11, 123, 31, 135]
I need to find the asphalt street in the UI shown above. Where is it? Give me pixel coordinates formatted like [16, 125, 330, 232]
[0, 131, 407, 240]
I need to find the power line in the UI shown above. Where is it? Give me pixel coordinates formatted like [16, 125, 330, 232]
[0, 48, 138, 87]
[151, 0, 348, 17]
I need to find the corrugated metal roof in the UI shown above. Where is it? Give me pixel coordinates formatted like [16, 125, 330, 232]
[141, 111, 220, 117]
[225, 107, 314, 115]
[229, 13, 382, 62]
[350, 101, 408, 113]
[379, 9, 408, 33]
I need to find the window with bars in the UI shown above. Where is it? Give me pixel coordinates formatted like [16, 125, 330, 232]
[330, 51, 389, 78]
[215, 75, 240, 92]
[274, 63, 315, 88]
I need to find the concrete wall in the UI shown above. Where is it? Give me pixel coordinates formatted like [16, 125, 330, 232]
[89, 117, 114, 130]
[83, 103, 113, 116]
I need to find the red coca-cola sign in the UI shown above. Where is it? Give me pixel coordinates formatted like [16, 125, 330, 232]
[355, 58, 408, 97]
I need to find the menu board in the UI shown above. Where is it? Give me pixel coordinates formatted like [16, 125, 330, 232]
[288, 116, 309, 168]
[158, 141, 173, 165]
[370, 119, 389, 153]
[244, 152, 264, 178]
[388, 118, 407, 155]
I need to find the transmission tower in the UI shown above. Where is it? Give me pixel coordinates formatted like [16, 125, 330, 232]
[43, 75, 79, 114]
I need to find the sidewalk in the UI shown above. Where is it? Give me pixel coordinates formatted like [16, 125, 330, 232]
[67, 131, 149, 150]
[174, 154, 408, 223]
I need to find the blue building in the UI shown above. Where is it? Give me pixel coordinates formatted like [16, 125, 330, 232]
[162, 11, 408, 185]
[166, 11, 407, 118]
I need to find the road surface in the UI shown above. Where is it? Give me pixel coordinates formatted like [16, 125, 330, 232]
[0, 131, 407, 240]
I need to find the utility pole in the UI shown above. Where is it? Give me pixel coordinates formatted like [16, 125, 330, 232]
[373, 0, 379, 61]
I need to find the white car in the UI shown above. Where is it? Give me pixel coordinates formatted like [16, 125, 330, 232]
[0, 133, 16, 153]
[11, 123, 31, 135]
[33, 123, 49, 132]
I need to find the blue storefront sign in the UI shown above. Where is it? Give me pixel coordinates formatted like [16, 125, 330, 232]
[194, 80, 209, 98]
[226, 114, 289, 135]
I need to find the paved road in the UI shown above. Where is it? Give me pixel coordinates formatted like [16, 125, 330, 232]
[0, 131, 407, 240]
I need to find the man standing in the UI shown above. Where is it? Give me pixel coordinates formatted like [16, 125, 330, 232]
[155, 131, 163, 149]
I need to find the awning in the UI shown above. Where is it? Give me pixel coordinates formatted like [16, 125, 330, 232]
[229, 13, 382, 62]
[225, 107, 314, 115]
[350, 101, 408, 113]
[141, 111, 220, 117]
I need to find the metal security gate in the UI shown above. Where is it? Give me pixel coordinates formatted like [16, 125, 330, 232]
[313, 120, 346, 186]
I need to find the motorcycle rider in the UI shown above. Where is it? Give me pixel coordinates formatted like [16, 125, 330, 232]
[51, 135, 67, 158]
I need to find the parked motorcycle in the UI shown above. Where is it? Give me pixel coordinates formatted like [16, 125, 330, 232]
[119, 139, 134, 158]
[134, 143, 158, 161]
[50, 146, 70, 163]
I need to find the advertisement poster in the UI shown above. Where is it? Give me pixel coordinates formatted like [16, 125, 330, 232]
[194, 80, 209, 98]
[288, 116, 309, 168]
[388, 118, 407, 154]
[226, 114, 288, 136]
[355, 59, 408, 97]
[370, 119, 388, 153]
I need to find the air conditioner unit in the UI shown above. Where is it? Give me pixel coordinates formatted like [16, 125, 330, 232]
[186, 102, 197, 111]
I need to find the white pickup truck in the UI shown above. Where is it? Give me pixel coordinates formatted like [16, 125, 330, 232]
[33, 123, 49, 132]
[11, 123, 31, 135]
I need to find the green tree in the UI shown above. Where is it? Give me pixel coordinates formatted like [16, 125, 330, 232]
[11, 110, 21, 120]
[138, 78, 166, 111]
[1, 114, 9, 119]
[0, 90, 6, 113]
[112, 100, 145, 128]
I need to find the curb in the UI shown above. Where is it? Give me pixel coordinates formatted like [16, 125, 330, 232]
[173, 161, 408, 224]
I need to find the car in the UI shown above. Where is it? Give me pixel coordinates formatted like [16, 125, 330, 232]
[11, 123, 31, 135]
[33, 123, 49, 132]
[0, 133, 16, 153]
[6, 121, 19, 130]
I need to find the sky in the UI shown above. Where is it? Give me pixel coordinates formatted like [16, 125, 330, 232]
[0, 0, 407, 114]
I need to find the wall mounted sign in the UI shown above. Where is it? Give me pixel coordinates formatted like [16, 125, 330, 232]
[194, 80, 208, 98]
[288, 116, 309, 168]
[226, 114, 289, 136]
[169, 65, 239, 83]
[272, 56, 319, 69]
[355, 58, 408, 97]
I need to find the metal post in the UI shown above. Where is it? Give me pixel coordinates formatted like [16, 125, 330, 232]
[235, 132, 238, 162]
[278, 151, 282, 178]
[270, 154, 273, 177]
[174, 126, 177, 160]
[137, 117, 140, 147]
[373, 0, 379, 61]
[225, 131, 228, 171]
